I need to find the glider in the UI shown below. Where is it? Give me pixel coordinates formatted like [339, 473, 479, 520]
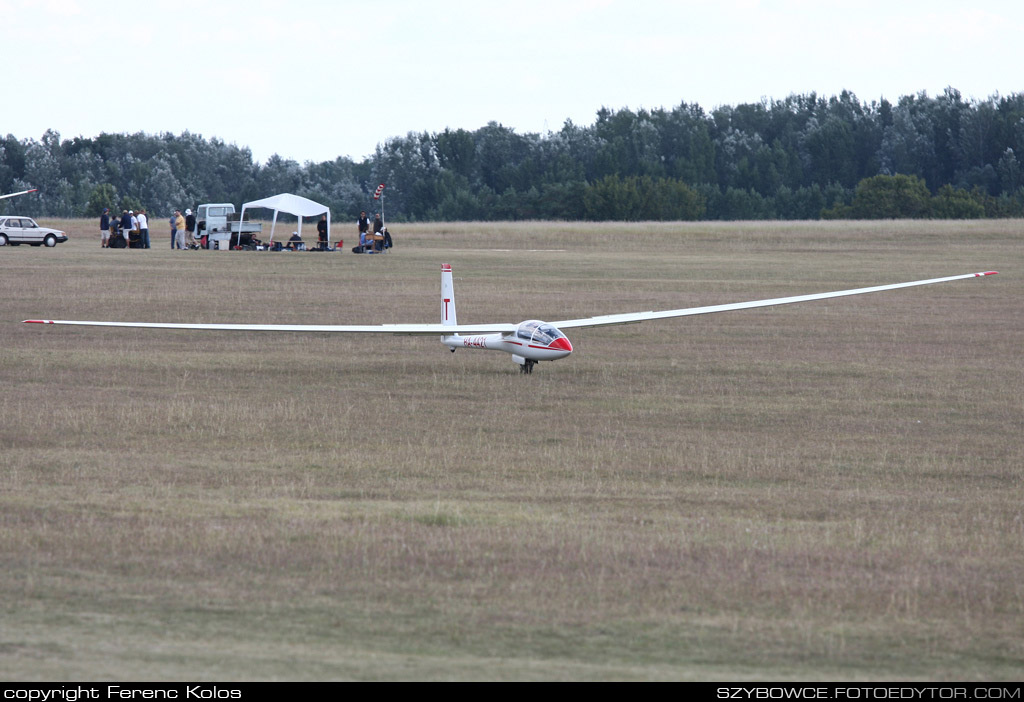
[25, 265, 998, 373]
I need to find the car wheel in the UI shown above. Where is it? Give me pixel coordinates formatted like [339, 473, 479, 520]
[44, 234, 57, 247]
[0, 234, 7, 246]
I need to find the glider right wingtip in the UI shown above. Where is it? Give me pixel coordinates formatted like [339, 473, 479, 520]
[979, 271, 998, 276]
[23, 319, 51, 324]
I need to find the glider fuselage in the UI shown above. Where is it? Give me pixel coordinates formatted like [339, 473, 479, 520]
[442, 320, 574, 363]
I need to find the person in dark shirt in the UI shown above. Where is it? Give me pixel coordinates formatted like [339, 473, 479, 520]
[317, 214, 328, 250]
[119, 210, 132, 247]
[184, 209, 197, 249]
[100, 208, 110, 248]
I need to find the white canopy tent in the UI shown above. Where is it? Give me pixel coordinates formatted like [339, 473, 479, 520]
[239, 193, 331, 246]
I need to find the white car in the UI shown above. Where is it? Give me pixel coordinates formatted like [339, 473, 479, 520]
[0, 216, 68, 247]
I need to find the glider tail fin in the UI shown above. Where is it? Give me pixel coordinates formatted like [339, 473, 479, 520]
[441, 263, 457, 326]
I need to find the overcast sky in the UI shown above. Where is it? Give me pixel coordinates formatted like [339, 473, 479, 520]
[6, 0, 1022, 164]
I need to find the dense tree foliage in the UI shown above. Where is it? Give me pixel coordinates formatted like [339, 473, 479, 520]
[3, 89, 1022, 221]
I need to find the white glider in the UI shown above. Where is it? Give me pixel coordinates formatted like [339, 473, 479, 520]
[0, 188, 38, 201]
[25, 265, 998, 373]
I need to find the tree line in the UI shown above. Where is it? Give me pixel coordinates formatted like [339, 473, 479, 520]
[2, 88, 1022, 222]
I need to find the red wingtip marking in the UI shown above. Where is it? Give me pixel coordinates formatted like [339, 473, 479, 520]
[23, 320, 50, 324]
[979, 271, 998, 276]
[442, 263, 451, 271]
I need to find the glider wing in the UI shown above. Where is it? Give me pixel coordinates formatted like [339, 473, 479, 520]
[0, 188, 38, 201]
[22, 320, 517, 336]
[549, 272, 998, 329]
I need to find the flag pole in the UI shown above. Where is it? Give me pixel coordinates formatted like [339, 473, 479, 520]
[374, 183, 386, 227]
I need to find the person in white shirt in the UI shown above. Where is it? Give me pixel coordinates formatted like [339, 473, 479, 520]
[137, 210, 150, 249]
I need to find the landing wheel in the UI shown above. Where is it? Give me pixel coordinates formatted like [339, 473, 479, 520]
[520, 360, 536, 374]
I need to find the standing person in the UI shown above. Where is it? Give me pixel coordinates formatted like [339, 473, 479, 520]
[99, 208, 110, 248]
[137, 209, 150, 249]
[184, 208, 196, 249]
[120, 210, 132, 247]
[357, 211, 369, 239]
[174, 210, 186, 250]
[373, 213, 383, 235]
[169, 213, 178, 249]
[130, 211, 141, 248]
[317, 214, 328, 250]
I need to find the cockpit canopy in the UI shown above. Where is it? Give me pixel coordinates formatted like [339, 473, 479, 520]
[516, 320, 567, 347]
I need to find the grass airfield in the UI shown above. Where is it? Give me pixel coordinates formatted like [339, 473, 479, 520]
[1, 219, 1021, 681]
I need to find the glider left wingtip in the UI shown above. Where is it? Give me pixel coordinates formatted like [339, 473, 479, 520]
[23, 320, 51, 324]
[978, 271, 998, 276]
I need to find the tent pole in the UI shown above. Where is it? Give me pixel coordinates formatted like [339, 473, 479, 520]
[239, 206, 247, 250]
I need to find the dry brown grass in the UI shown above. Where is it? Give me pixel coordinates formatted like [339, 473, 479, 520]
[1, 218, 1021, 680]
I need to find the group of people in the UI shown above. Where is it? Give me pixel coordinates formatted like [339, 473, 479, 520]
[99, 208, 150, 249]
[99, 208, 391, 252]
[99, 207, 197, 250]
[278, 214, 328, 251]
[292, 212, 392, 253]
[169, 209, 197, 250]
[355, 211, 392, 253]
